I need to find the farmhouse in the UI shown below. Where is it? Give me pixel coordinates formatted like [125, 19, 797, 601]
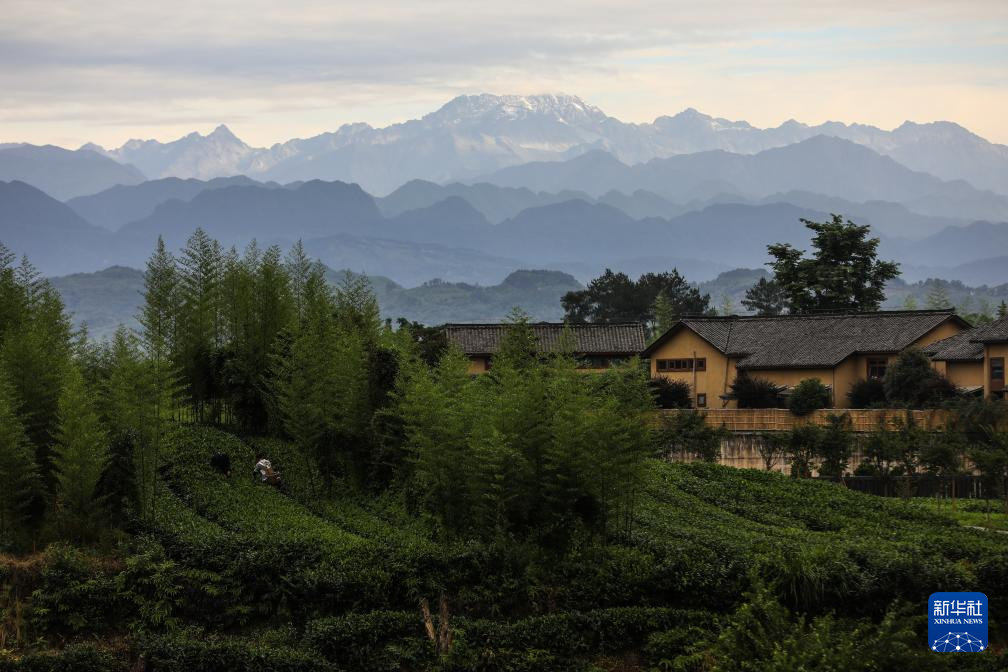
[444, 322, 646, 374]
[923, 329, 986, 393]
[925, 315, 1008, 400]
[974, 317, 1008, 399]
[643, 310, 969, 409]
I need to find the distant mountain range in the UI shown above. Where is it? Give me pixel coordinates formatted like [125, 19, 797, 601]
[6, 93, 1006, 197]
[479, 138, 1008, 222]
[2, 95, 1006, 297]
[50, 266, 584, 340]
[48, 262, 1008, 342]
[0, 144, 144, 200]
[4, 174, 1006, 288]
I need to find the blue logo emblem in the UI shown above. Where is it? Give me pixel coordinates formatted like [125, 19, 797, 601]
[928, 592, 987, 652]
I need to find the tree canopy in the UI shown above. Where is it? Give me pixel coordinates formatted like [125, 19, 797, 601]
[765, 216, 899, 314]
[562, 268, 711, 333]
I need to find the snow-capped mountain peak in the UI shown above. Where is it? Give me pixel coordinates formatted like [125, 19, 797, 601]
[83, 93, 1008, 195]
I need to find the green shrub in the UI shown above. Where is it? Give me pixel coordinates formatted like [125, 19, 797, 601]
[138, 632, 335, 672]
[303, 607, 714, 671]
[787, 378, 831, 416]
[654, 410, 726, 462]
[649, 377, 693, 409]
[28, 544, 121, 639]
[883, 349, 959, 408]
[847, 378, 887, 408]
[731, 374, 784, 408]
[0, 643, 125, 672]
[303, 611, 431, 670]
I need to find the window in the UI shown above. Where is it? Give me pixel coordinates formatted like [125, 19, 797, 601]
[992, 357, 1005, 391]
[696, 393, 707, 408]
[656, 358, 706, 372]
[867, 357, 888, 380]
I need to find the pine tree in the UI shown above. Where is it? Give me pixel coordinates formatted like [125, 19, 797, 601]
[0, 371, 40, 545]
[52, 366, 109, 541]
[719, 293, 735, 317]
[999, 301, 1008, 319]
[742, 277, 787, 316]
[270, 271, 346, 487]
[494, 307, 538, 371]
[177, 228, 224, 421]
[958, 295, 974, 317]
[286, 240, 315, 324]
[137, 237, 182, 521]
[0, 256, 72, 489]
[652, 289, 676, 339]
[102, 327, 156, 436]
[925, 279, 951, 310]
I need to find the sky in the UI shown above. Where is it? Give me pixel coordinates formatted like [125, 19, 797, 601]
[2, 0, 1007, 148]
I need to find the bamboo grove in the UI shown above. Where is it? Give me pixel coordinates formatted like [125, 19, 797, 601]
[0, 230, 655, 551]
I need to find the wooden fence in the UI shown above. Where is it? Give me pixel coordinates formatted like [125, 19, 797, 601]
[657, 408, 953, 433]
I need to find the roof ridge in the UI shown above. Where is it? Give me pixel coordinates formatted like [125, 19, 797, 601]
[684, 309, 957, 322]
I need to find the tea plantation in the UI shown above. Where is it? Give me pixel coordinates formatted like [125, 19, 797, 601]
[3, 425, 1006, 671]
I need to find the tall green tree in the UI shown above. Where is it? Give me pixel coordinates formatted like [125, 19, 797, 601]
[137, 237, 182, 521]
[924, 279, 951, 310]
[176, 228, 224, 421]
[742, 277, 788, 316]
[493, 307, 538, 370]
[562, 268, 710, 327]
[0, 254, 72, 488]
[766, 216, 899, 313]
[0, 371, 40, 545]
[52, 366, 109, 541]
[395, 322, 652, 548]
[219, 242, 292, 432]
[652, 289, 677, 338]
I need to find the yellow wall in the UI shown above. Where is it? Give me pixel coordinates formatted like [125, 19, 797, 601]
[947, 361, 984, 389]
[648, 317, 969, 408]
[984, 344, 1008, 398]
[648, 329, 733, 407]
[467, 356, 489, 374]
[911, 320, 963, 349]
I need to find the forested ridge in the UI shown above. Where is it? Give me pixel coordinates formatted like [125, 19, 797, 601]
[0, 231, 1006, 671]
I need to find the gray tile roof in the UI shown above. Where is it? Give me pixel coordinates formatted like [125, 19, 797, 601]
[444, 322, 646, 356]
[923, 329, 985, 362]
[971, 317, 1008, 343]
[644, 310, 965, 369]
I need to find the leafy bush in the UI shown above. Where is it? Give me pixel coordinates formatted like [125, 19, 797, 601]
[847, 378, 887, 408]
[648, 377, 692, 409]
[27, 544, 121, 639]
[788, 378, 832, 416]
[883, 349, 959, 408]
[817, 414, 853, 479]
[303, 607, 716, 671]
[138, 632, 336, 672]
[784, 424, 821, 478]
[0, 643, 125, 672]
[731, 374, 784, 408]
[654, 410, 726, 462]
[699, 588, 1008, 672]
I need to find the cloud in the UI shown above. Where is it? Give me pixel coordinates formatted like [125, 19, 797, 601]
[1, 1, 1006, 146]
